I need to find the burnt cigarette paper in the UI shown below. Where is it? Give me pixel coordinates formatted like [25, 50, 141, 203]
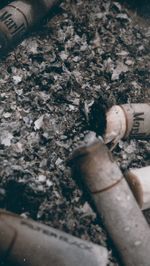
[104, 103, 150, 148]
[0, 209, 108, 266]
[125, 166, 150, 210]
[69, 137, 150, 266]
[0, 0, 60, 55]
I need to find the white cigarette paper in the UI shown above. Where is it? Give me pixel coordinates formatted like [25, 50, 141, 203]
[125, 166, 150, 210]
[69, 138, 150, 266]
[0, 209, 108, 266]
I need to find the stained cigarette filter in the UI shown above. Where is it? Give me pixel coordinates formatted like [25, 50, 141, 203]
[69, 137, 150, 266]
[0, 0, 60, 54]
[0, 209, 108, 266]
[104, 103, 150, 147]
[125, 166, 150, 210]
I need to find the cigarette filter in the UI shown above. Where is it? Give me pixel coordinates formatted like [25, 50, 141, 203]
[0, 0, 60, 54]
[0, 209, 108, 266]
[69, 138, 150, 266]
[125, 166, 150, 210]
[104, 103, 150, 148]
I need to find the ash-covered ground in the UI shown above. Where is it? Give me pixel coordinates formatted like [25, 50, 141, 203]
[0, 0, 150, 265]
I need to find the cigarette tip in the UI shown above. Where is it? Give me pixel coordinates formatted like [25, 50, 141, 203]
[67, 134, 103, 167]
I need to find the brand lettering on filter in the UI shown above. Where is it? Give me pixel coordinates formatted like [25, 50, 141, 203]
[0, 10, 26, 37]
[21, 220, 93, 252]
[131, 112, 145, 136]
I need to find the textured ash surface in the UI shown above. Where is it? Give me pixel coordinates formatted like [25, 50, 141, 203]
[0, 0, 150, 265]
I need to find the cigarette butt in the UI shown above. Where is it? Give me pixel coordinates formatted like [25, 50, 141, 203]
[0, 0, 60, 54]
[69, 138, 150, 266]
[104, 103, 150, 148]
[125, 166, 150, 210]
[0, 209, 108, 266]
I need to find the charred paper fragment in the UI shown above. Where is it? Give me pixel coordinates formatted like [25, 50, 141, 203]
[104, 103, 150, 148]
[125, 166, 150, 211]
[0, 209, 108, 266]
[0, 0, 61, 55]
[69, 138, 150, 266]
